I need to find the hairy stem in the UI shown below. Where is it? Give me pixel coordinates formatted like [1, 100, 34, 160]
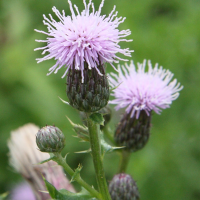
[86, 114, 112, 200]
[53, 152, 102, 199]
[118, 150, 131, 173]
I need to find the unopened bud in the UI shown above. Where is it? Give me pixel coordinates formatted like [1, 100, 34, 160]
[109, 173, 140, 200]
[66, 63, 109, 113]
[115, 110, 151, 152]
[36, 125, 65, 153]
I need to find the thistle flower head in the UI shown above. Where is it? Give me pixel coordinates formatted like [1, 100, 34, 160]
[34, 0, 133, 82]
[109, 60, 183, 119]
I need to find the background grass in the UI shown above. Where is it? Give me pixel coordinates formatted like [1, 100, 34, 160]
[0, 0, 200, 199]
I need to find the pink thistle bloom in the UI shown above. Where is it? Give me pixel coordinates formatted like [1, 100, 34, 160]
[34, 0, 133, 82]
[109, 60, 183, 119]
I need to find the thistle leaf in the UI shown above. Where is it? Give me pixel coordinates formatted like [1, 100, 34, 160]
[70, 164, 83, 183]
[43, 177, 96, 200]
[67, 116, 89, 142]
[99, 131, 124, 158]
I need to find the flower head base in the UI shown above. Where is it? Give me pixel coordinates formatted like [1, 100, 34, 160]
[115, 110, 151, 152]
[109, 60, 183, 119]
[34, 0, 133, 82]
[66, 63, 109, 112]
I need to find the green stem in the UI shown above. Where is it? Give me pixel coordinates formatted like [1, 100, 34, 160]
[103, 125, 115, 145]
[118, 150, 131, 173]
[86, 114, 112, 200]
[53, 152, 101, 199]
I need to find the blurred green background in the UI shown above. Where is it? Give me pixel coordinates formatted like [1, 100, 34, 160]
[0, 0, 200, 199]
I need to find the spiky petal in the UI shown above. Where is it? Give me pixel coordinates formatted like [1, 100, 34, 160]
[109, 60, 183, 119]
[34, 0, 133, 82]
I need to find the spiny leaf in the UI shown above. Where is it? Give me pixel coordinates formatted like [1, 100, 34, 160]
[37, 156, 54, 165]
[99, 131, 124, 158]
[43, 177, 96, 200]
[70, 164, 83, 183]
[67, 116, 89, 142]
[75, 149, 91, 154]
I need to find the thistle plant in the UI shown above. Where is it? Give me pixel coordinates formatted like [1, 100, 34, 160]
[7, 0, 183, 200]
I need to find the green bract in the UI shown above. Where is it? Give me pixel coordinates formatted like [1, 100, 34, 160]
[115, 110, 151, 152]
[66, 63, 109, 113]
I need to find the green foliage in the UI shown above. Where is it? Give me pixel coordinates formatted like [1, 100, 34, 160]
[69, 117, 121, 157]
[44, 177, 95, 200]
[99, 132, 124, 158]
[0, 192, 8, 200]
[70, 164, 83, 183]
[67, 117, 89, 142]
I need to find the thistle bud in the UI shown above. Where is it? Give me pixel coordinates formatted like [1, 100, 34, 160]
[109, 173, 140, 200]
[36, 125, 65, 153]
[66, 63, 110, 113]
[115, 110, 151, 152]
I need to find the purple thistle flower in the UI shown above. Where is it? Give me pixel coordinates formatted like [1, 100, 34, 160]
[34, 0, 133, 82]
[109, 60, 183, 119]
